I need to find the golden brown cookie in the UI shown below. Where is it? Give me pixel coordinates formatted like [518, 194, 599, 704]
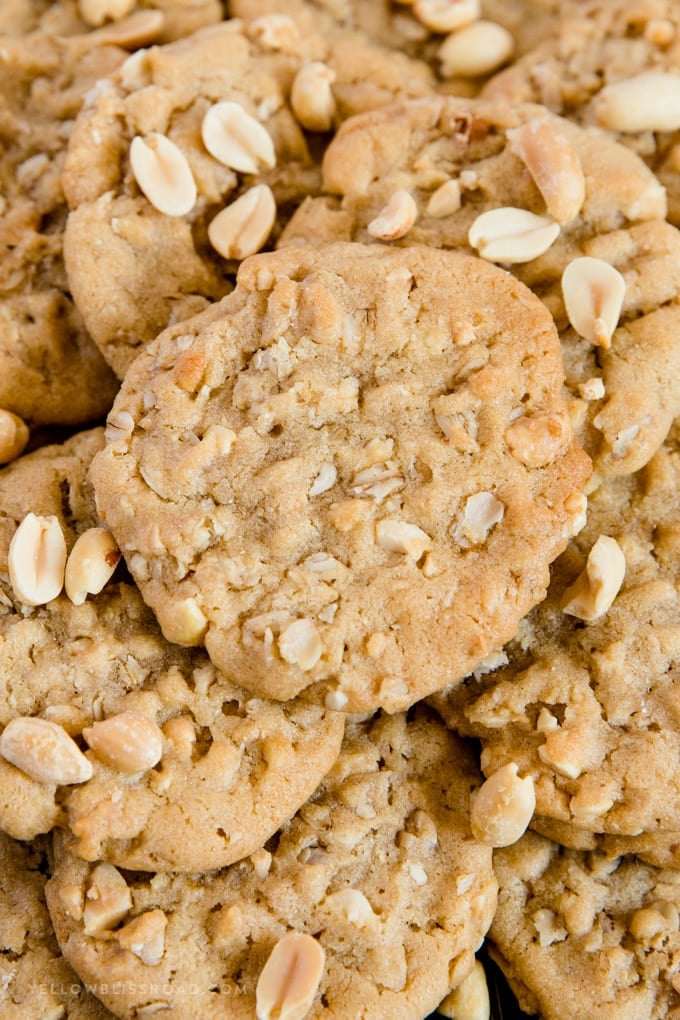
[47, 710, 498, 1020]
[0, 429, 344, 871]
[90, 241, 589, 712]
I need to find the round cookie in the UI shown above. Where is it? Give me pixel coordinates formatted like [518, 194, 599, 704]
[0, 0, 224, 43]
[0, 429, 344, 870]
[0, 831, 115, 1019]
[90, 241, 590, 712]
[279, 93, 680, 480]
[62, 17, 435, 377]
[482, 0, 680, 226]
[46, 710, 498, 1020]
[430, 421, 680, 847]
[0, 32, 121, 426]
[489, 830, 680, 1020]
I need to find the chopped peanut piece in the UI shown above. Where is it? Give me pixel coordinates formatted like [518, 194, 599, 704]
[439, 20, 513, 78]
[78, 0, 134, 27]
[367, 190, 418, 240]
[201, 101, 276, 174]
[561, 257, 626, 349]
[88, 9, 164, 47]
[115, 909, 168, 965]
[323, 888, 376, 926]
[0, 716, 93, 786]
[427, 178, 462, 218]
[438, 959, 490, 1020]
[278, 618, 323, 671]
[413, 0, 480, 33]
[505, 412, 570, 468]
[0, 409, 29, 464]
[454, 492, 504, 547]
[291, 62, 337, 132]
[162, 597, 208, 645]
[507, 120, 585, 225]
[129, 134, 196, 217]
[594, 72, 680, 132]
[560, 534, 626, 621]
[208, 184, 276, 260]
[256, 932, 325, 1020]
[9, 513, 67, 606]
[470, 763, 535, 846]
[83, 863, 132, 935]
[375, 519, 432, 559]
[248, 14, 300, 51]
[64, 527, 121, 606]
[468, 207, 560, 263]
[83, 711, 164, 773]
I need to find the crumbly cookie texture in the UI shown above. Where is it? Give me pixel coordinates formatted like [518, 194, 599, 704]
[90, 241, 590, 712]
[489, 830, 680, 1020]
[280, 94, 679, 480]
[0, 32, 121, 426]
[47, 710, 498, 1020]
[0, 429, 344, 870]
[482, 0, 680, 226]
[0, 830, 115, 1019]
[0, 0, 224, 42]
[62, 18, 435, 377]
[431, 421, 680, 846]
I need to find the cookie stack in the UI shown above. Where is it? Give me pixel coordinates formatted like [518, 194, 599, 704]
[1, 2, 680, 1019]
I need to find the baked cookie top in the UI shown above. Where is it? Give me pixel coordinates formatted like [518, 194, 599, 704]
[62, 17, 435, 377]
[489, 830, 680, 1020]
[431, 420, 680, 842]
[0, 0, 224, 43]
[0, 830, 115, 1019]
[0, 429, 344, 870]
[0, 32, 121, 426]
[280, 94, 680, 480]
[90, 241, 590, 712]
[47, 710, 498, 1020]
[482, 0, 680, 226]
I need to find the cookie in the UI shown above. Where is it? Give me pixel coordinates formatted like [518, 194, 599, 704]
[489, 829, 680, 1020]
[0, 830, 115, 1020]
[90, 241, 589, 712]
[0, 428, 344, 871]
[280, 93, 680, 480]
[0, 0, 224, 43]
[482, 0, 680, 226]
[62, 17, 435, 377]
[430, 420, 680, 850]
[47, 710, 498, 1020]
[0, 32, 122, 427]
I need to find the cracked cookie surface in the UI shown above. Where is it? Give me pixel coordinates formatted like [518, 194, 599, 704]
[47, 710, 497, 1020]
[0, 429, 344, 871]
[91, 241, 589, 712]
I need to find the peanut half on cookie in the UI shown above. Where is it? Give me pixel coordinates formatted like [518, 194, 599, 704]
[91, 242, 590, 712]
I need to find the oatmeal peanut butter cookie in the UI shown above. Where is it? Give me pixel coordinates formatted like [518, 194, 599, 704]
[489, 830, 680, 1020]
[0, 429, 344, 871]
[281, 94, 680, 479]
[431, 422, 680, 852]
[90, 242, 590, 712]
[0, 830, 116, 1019]
[47, 710, 498, 1020]
[0, 31, 121, 427]
[62, 17, 435, 377]
[482, 0, 680, 227]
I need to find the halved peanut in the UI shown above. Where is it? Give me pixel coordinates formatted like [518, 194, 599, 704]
[291, 62, 337, 132]
[427, 178, 461, 218]
[0, 409, 29, 464]
[208, 184, 276, 260]
[9, 513, 67, 606]
[593, 72, 680, 132]
[129, 134, 196, 217]
[256, 931, 325, 1020]
[277, 618, 323, 671]
[0, 716, 93, 786]
[367, 190, 418, 240]
[439, 20, 513, 78]
[88, 9, 165, 47]
[438, 959, 490, 1020]
[561, 256, 626, 349]
[470, 762, 535, 847]
[64, 527, 121, 606]
[560, 534, 626, 621]
[201, 101, 276, 174]
[83, 711, 164, 773]
[375, 519, 432, 559]
[83, 863, 132, 935]
[507, 120, 585, 225]
[468, 207, 560, 263]
[413, 0, 480, 34]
